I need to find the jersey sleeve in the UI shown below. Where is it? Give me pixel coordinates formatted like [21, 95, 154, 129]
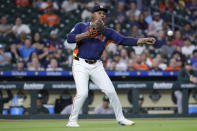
[107, 28, 138, 46]
[67, 22, 83, 43]
[152, 38, 164, 48]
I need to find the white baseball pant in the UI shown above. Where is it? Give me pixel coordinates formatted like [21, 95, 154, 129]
[69, 58, 125, 122]
[174, 90, 183, 114]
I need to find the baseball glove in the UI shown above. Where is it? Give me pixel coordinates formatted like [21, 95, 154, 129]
[88, 19, 105, 38]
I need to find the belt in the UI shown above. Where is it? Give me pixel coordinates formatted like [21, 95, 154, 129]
[74, 57, 97, 64]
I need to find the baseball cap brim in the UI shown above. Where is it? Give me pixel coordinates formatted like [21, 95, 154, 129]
[92, 5, 108, 13]
[93, 8, 108, 13]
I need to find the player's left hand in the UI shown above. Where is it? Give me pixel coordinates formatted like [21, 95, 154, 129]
[137, 38, 156, 46]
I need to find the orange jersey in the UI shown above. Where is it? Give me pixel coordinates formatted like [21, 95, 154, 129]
[39, 14, 59, 26]
[165, 66, 180, 71]
[133, 63, 149, 71]
[16, 0, 30, 6]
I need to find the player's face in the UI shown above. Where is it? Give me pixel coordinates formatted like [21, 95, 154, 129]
[92, 10, 106, 22]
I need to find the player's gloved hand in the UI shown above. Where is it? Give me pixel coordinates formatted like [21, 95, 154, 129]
[88, 19, 105, 38]
[137, 38, 156, 46]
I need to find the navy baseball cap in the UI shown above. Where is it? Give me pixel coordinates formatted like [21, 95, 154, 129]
[185, 59, 192, 65]
[103, 95, 109, 102]
[92, 5, 108, 13]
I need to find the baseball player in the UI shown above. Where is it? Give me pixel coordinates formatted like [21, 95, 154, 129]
[66, 5, 161, 127]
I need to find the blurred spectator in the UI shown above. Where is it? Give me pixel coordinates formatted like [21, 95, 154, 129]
[155, 54, 167, 70]
[130, 24, 143, 38]
[172, 51, 184, 61]
[16, 58, 25, 70]
[32, 32, 45, 50]
[115, 49, 128, 70]
[10, 44, 21, 64]
[27, 57, 44, 70]
[175, 59, 197, 114]
[115, 1, 126, 23]
[38, 90, 49, 104]
[94, 95, 114, 114]
[114, 22, 126, 35]
[186, 0, 197, 12]
[136, 0, 143, 11]
[45, 29, 63, 51]
[108, 60, 117, 70]
[27, 51, 39, 64]
[133, 55, 149, 71]
[81, 2, 94, 22]
[161, 39, 176, 58]
[46, 58, 63, 71]
[119, 48, 128, 66]
[149, 58, 162, 70]
[172, 30, 184, 47]
[181, 38, 195, 57]
[142, 8, 152, 24]
[0, 90, 13, 114]
[12, 17, 31, 36]
[33, 0, 43, 9]
[190, 49, 197, 71]
[55, 92, 72, 114]
[0, 16, 12, 35]
[12, 90, 26, 107]
[39, 6, 59, 26]
[147, 22, 157, 36]
[143, 49, 153, 67]
[156, 30, 166, 48]
[136, 13, 148, 32]
[101, 50, 110, 69]
[127, 58, 134, 71]
[54, 48, 67, 66]
[126, 1, 141, 20]
[0, 90, 13, 115]
[109, 52, 120, 70]
[36, 47, 49, 67]
[158, 1, 168, 20]
[61, 0, 78, 12]
[182, 23, 194, 40]
[174, 1, 189, 16]
[128, 94, 147, 114]
[133, 45, 145, 55]
[159, 0, 174, 12]
[148, 12, 163, 36]
[33, 0, 59, 10]
[13, 32, 26, 46]
[176, 57, 183, 69]
[128, 47, 136, 60]
[162, 21, 171, 35]
[157, 30, 165, 41]
[19, 36, 36, 61]
[16, 0, 30, 7]
[0, 44, 11, 67]
[41, 49, 55, 68]
[36, 93, 49, 114]
[191, 9, 197, 29]
[165, 58, 180, 71]
[105, 41, 117, 55]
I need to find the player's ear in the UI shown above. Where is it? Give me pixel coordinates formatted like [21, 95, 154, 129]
[92, 13, 95, 20]
[92, 13, 97, 21]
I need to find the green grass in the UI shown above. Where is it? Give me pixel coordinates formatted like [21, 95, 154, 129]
[0, 118, 197, 131]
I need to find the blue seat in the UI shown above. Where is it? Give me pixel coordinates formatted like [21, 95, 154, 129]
[3, 108, 9, 115]
[10, 106, 24, 115]
[43, 105, 54, 114]
[188, 105, 197, 114]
